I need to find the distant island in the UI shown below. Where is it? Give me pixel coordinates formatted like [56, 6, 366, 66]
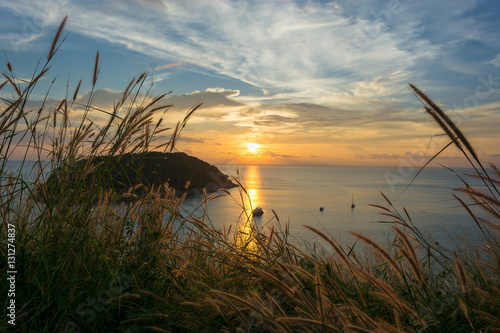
[40, 152, 237, 201]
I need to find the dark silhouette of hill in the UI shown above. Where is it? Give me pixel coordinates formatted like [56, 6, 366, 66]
[41, 152, 236, 201]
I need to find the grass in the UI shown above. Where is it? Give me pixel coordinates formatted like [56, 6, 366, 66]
[1, 19, 499, 332]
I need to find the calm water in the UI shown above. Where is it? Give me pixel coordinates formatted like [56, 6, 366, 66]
[183, 164, 487, 249]
[2, 161, 489, 249]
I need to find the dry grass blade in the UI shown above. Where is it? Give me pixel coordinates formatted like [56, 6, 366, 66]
[379, 212, 405, 221]
[2, 73, 21, 96]
[452, 194, 489, 238]
[403, 207, 413, 224]
[455, 257, 468, 293]
[93, 50, 100, 86]
[344, 325, 374, 333]
[271, 208, 280, 222]
[68, 80, 80, 103]
[275, 317, 341, 332]
[107, 293, 141, 303]
[489, 163, 500, 179]
[208, 292, 251, 328]
[391, 227, 420, 275]
[315, 267, 325, 319]
[48, 15, 68, 60]
[304, 225, 350, 265]
[120, 317, 153, 324]
[250, 266, 296, 296]
[465, 172, 500, 187]
[209, 290, 257, 310]
[380, 191, 393, 207]
[399, 248, 424, 284]
[144, 327, 171, 333]
[353, 267, 398, 304]
[424, 106, 462, 152]
[368, 204, 392, 213]
[456, 186, 500, 209]
[352, 232, 402, 278]
[26, 67, 50, 91]
[410, 84, 477, 160]
[136, 72, 147, 84]
[277, 262, 308, 299]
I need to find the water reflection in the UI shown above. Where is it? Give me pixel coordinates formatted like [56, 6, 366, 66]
[248, 188, 260, 205]
[243, 165, 262, 210]
[237, 165, 263, 252]
[236, 219, 257, 252]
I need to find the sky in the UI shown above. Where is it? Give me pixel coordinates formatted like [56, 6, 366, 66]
[1, 0, 500, 167]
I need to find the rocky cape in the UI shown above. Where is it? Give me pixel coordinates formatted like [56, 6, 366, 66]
[40, 152, 237, 201]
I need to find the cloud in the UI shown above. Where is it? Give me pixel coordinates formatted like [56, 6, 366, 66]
[0, 0, 443, 99]
[75, 89, 123, 108]
[262, 150, 296, 159]
[492, 54, 500, 67]
[3, 0, 499, 112]
[366, 153, 403, 160]
[154, 61, 187, 71]
[176, 136, 204, 144]
[253, 114, 296, 127]
[70, 86, 243, 117]
[162, 88, 243, 117]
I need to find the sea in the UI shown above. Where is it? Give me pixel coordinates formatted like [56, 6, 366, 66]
[2, 161, 492, 250]
[182, 164, 490, 250]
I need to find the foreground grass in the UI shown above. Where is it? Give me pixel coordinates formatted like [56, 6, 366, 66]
[1, 19, 499, 332]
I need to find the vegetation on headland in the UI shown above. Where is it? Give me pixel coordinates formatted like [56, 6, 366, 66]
[1, 18, 499, 332]
[39, 151, 237, 202]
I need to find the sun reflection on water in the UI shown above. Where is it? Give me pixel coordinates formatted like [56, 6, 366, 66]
[236, 219, 257, 252]
[244, 165, 262, 210]
[248, 188, 260, 205]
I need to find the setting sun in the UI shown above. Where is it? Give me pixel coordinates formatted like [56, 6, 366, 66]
[247, 143, 259, 153]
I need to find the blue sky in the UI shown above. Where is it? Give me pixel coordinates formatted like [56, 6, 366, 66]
[1, 0, 500, 166]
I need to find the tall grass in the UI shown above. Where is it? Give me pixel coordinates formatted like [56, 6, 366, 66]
[1, 19, 499, 332]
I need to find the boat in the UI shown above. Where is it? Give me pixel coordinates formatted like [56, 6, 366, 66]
[252, 207, 264, 216]
[351, 194, 355, 209]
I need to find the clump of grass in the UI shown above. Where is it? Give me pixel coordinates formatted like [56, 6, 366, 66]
[1, 18, 499, 332]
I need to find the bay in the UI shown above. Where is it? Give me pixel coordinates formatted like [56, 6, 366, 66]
[183, 164, 488, 249]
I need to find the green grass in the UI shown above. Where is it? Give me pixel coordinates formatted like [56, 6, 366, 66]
[1, 19, 499, 332]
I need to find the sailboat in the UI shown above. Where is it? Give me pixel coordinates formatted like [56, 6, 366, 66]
[351, 194, 355, 209]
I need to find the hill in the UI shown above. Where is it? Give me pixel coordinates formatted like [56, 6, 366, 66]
[40, 152, 237, 201]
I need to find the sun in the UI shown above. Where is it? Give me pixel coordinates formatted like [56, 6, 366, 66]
[247, 143, 259, 153]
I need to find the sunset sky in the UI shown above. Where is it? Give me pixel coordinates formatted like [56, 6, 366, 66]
[1, 0, 499, 167]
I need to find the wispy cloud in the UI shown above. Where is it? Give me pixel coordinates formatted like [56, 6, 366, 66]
[3, 1, 499, 104]
[154, 61, 187, 71]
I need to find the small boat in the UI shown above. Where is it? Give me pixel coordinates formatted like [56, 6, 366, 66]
[252, 207, 264, 216]
[351, 194, 355, 209]
[319, 207, 324, 212]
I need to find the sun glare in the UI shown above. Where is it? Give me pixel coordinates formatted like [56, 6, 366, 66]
[247, 143, 259, 153]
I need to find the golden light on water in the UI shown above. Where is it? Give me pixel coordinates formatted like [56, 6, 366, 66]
[244, 165, 262, 210]
[248, 188, 260, 205]
[237, 220, 257, 252]
[235, 165, 263, 252]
